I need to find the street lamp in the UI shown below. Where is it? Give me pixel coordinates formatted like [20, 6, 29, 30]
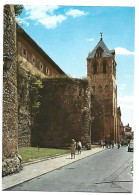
[3, 56, 12, 70]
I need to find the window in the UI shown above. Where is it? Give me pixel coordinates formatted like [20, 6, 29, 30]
[93, 62, 97, 74]
[23, 49, 26, 56]
[32, 55, 35, 65]
[46, 67, 50, 75]
[103, 61, 106, 74]
[95, 47, 103, 58]
[22, 48, 27, 57]
[40, 64, 43, 72]
[95, 52, 101, 57]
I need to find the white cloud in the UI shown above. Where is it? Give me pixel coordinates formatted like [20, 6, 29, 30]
[20, 6, 88, 29]
[115, 47, 134, 55]
[120, 104, 134, 110]
[16, 17, 29, 26]
[118, 95, 134, 111]
[118, 95, 134, 103]
[24, 5, 59, 18]
[38, 15, 67, 29]
[118, 83, 127, 91]
[86, 38, 94, 42]
[65, 9, 88, 18]
[22, 5, 66, 29]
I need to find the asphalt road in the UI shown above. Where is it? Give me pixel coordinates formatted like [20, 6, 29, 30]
[7, 146, 133, 193]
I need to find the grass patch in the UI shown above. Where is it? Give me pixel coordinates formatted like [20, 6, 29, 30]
[18, 147, 70, 164]
[91, 145, 101, 148]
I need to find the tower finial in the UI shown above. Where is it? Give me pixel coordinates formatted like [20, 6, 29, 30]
[100, 32, 103, 40]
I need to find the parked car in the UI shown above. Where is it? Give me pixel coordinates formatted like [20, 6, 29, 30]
[128, 142, 134, 152]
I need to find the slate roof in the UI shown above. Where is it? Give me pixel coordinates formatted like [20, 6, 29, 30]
[87, 38, 115, 59]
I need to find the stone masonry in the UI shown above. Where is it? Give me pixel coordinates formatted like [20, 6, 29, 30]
[87, 35, 119, 143]
[31, 77, 91, 149]
[3, 5, 22, 176]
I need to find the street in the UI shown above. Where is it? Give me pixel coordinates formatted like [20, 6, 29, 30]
[7, 146, 133, 193]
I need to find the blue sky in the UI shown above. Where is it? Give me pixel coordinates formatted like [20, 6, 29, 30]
[17, 5, 135, 128]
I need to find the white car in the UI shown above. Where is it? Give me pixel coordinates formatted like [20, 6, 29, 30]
[128, 142, 134, 152]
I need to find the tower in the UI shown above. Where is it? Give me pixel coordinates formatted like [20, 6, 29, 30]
[87, 33, 118, 143]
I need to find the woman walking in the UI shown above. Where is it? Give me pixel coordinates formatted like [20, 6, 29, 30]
[77, 140, 82, 154]
[71, 139, 76, 159]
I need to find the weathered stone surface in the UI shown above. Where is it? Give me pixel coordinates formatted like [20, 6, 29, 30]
[2, 155, 23, 177]
[31, 77, 91, 149]
[87, 39, 120, 143]
[3, 5, 22, 176]
[17, 68, 32, 147]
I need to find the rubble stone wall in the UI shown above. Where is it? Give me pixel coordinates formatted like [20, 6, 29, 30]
[17, 67, 32, 147]
[31, 77, 92, 149]
[3, 5, 22, 176]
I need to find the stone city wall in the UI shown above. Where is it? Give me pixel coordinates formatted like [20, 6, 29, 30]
[31, 77, 92, 149]
[17, 66, 32, 147]
[3, 5, 22, 176]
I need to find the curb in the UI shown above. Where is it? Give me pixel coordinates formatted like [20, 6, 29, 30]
[22, 147, 101, 167]
[3, 148, 105, 190]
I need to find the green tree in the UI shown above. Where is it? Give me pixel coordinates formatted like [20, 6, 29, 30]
[14, 5, 24, 17]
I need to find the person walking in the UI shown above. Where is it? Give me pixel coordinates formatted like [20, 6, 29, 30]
[103, 140, 105, 148]
[77, 140, 82, 154]
[71, 139, 76, 159]
[118, 140, 120, 149]
[112, 140, 114, 149]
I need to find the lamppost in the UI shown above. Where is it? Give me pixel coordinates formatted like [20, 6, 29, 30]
[3, 56, 12, 70]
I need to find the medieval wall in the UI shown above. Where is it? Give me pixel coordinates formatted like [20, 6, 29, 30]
[31, 77, 91, 149]
[17, 67, 32, 147]
[3, 5, 22, 176]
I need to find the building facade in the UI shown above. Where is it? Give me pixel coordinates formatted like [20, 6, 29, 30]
[16, 26, 65, 147]
[87, 34, 119, 143]
[17, 25, 65, 77]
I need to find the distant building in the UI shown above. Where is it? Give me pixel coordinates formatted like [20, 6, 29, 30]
[87, 33, 120, 143]
[124, 123, 133, 136]
[117, 107, 121, 141]
[120, 123, 133, 139]
[120, 122, 125, 137]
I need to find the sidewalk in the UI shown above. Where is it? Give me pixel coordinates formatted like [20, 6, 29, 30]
[2, 147, 105, 190]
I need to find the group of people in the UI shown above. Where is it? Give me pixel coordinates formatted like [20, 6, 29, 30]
[101, 140, 115, 149]
[71, 139, 82, 159]
[101, 140, 121, 149]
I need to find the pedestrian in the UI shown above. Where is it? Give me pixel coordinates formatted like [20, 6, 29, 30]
[118, 140, 120, 149]
[77, 140, 82, 154]
[109, 141, 112, 149]
[71, 139, 76, 159]
[100, 140, 103, 148]
[103, 140, 105, 148]
[105, 140, 108, 148]
[112, 140, 114, 149]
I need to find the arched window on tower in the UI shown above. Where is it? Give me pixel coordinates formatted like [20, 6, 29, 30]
[95, 46, 103, 58]
[93, 61, 97, 74]
[103, 61, 107, 74]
